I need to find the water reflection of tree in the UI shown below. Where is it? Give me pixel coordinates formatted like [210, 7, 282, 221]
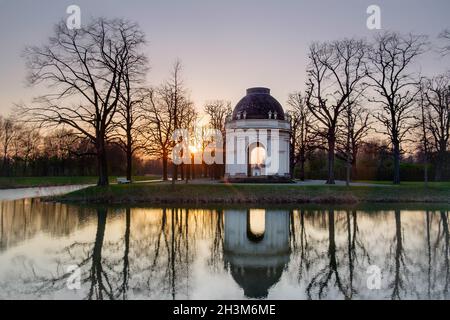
[15, 207, 198, 299]
[144, 208, 194, 299]
[388, 209, 417, 300]
[389, 210, 404, 299]
[304, 209, 370, 299]
[0, 199, 87, 251]
[7, 205, 450, 300]
[86, 208, 108, 299]
[439, 211, 449, 296]
[207, 209, 224, 273]
[393, 209, 450, 300]
[425, 210, 432, 299]
[306, 210, 349, 299]
[15, 207, 113, 299]
[291, 209, 311, 280]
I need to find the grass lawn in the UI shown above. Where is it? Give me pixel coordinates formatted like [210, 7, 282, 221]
[355, 180, 450, 188]
[0, 175, 160, 189]
[52, 181, 450, 204]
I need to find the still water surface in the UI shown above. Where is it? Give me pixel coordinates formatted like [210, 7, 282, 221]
[0, 197, 449, 300]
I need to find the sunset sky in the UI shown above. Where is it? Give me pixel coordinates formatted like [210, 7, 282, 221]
[1, 0, 449, 117]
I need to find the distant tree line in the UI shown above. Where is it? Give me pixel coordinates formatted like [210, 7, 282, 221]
[0, 16, 448, 185]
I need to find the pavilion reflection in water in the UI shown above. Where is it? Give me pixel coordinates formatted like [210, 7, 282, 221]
[223, 209, 290, 298]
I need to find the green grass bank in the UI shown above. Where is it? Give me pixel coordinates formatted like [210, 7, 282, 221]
[51, 181, 450, 204]
[0, 176, 159, 189]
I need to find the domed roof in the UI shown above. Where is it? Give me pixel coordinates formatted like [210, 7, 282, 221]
[229, 265, 285, 299]
[232, 87, 285, 120]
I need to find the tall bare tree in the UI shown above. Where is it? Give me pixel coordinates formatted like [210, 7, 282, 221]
[143, 61, 193, 182]
[168, 60, 185, 186]
[366, 32, 427, 184]
[422, 74, 450, 181]
[305, 39, 367, 184]
[179, 99, 197, 183]
[286, 93, 316, 180]
[113, 30, 148, 182]
[19, 18, 145, 186]
[337, 102, 372, 185]
[143, 88, 174, 180]
[416, 80, 431, 186]
[204, 100, 232, 179]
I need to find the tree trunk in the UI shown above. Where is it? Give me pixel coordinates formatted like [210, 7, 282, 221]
[327, 135, 336, 184]
[91, 208, 107, 299]
[345, 143, 351, 187]
[351, 154, 357, 180]
[289, 142, 295, 179]
[290, 161, 295, 179]
[97, 138, 109, 186]
[2, 152, 8, 176]
[393, 140, 400, 185]
[299, 158, 306, 181]
[434, 149, 444, 182]
[191, 154, 195, 180]
[346, 160, 351, 187]
[126, 143, 132, 182]
[162, 152, 168, 181]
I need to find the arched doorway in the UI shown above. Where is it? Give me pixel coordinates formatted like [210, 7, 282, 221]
[247, 142, 266, 177]
[246, 209, 266, 242]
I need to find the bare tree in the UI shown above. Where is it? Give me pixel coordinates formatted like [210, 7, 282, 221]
[366, 32, 427, 184]
[179, 99, 197, 183]
[113, 30, 148, 182]
[337, 102, 372, 185]
[167, 61, 186, 186]
[0, 116, 17, 176]
[16, 126, 41, 176]
[305, 39, 367, 184]
[143, 61, 193, 182]
[204, 100, 232, 132]
[19, 18, 146, 186]
[114, 89, 147, 182]
[286, 93, 316, 180]
[142, 88, 174, 180]
[204, 100, 232, 179]
[422, 73, 450, 181]
[416, 80, 431, 186]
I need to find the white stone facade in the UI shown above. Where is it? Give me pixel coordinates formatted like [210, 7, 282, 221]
[224, 119, 291, 178]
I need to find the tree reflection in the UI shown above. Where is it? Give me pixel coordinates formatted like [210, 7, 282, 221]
[297, 209, 310, 279]
[389, 209, 409, 300]
[306, 210, 349, 299]
[207, 209, 224, 273]
[87, 208, 110, 299]
[2, 203, 450, 300]
[304, 209, 370, 299]
[425, 210, 432, 299]
[119, 208, 131, 299]
[440, 211, 449, 296]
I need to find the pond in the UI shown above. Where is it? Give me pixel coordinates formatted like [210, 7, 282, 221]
[0, 197, 449, 300]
